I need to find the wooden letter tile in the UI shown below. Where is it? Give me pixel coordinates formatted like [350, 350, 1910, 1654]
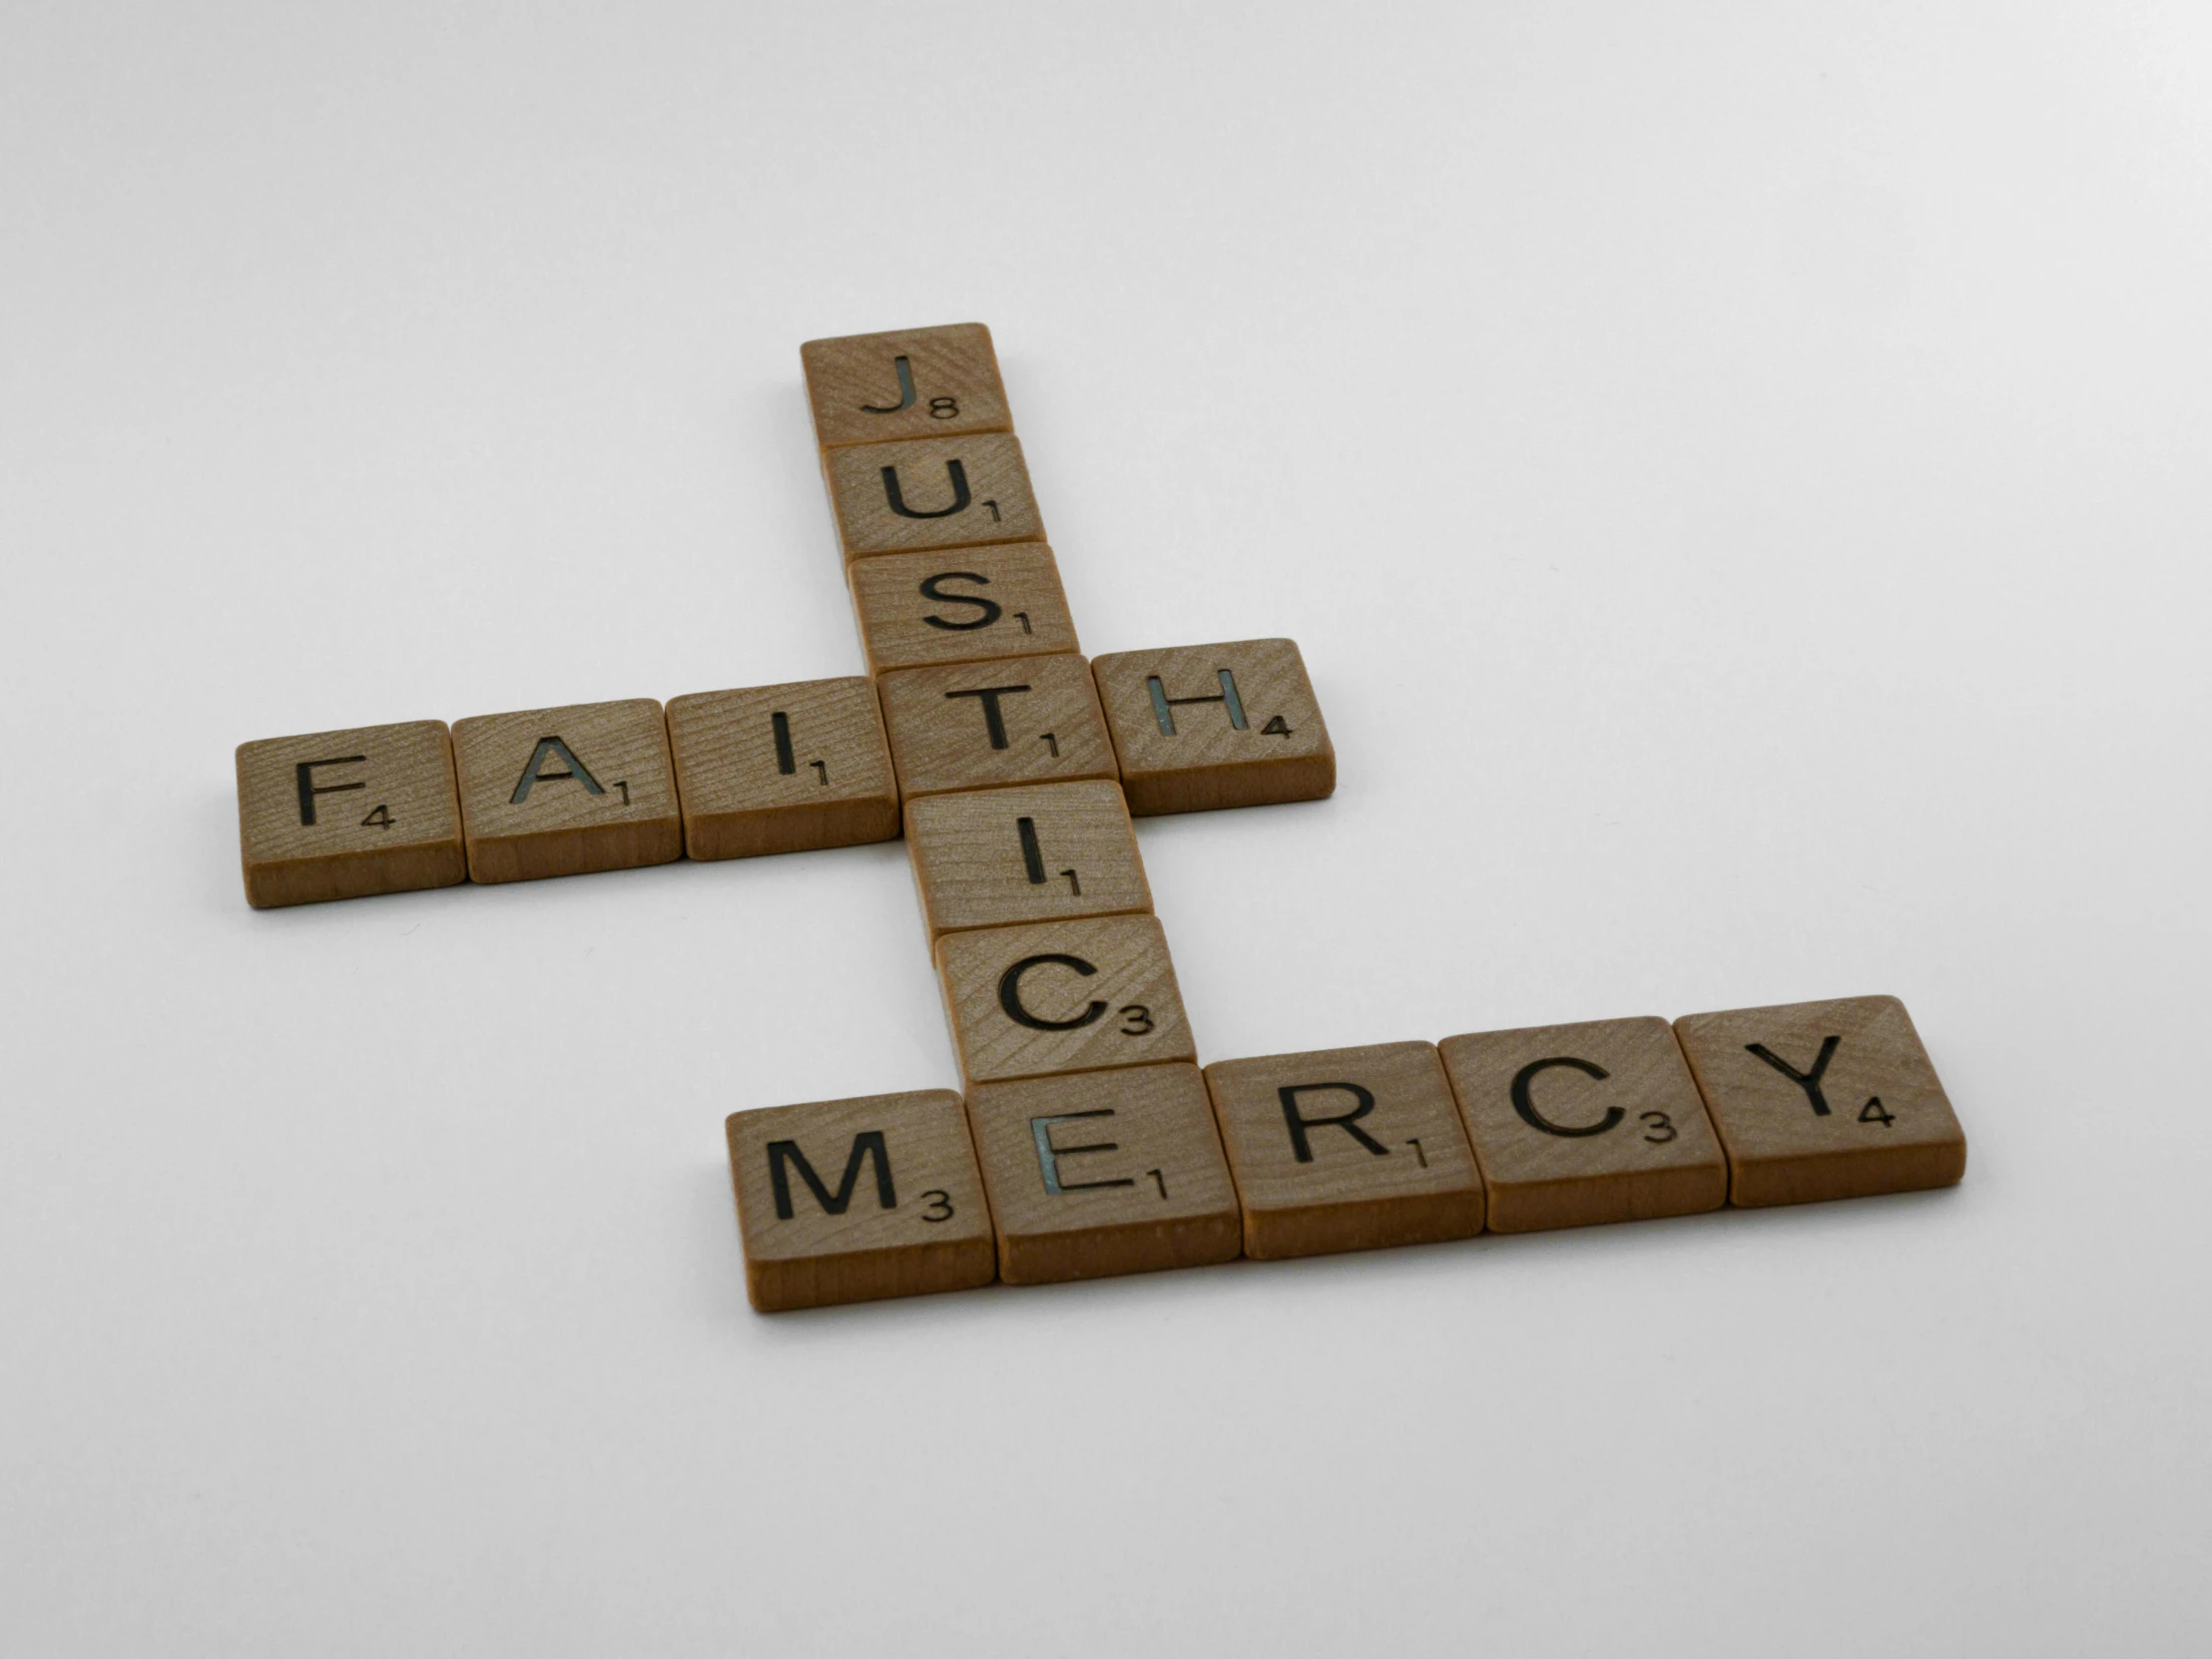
[727, 1089, 996, 1312]
[802, 322, 1013, 450]
[451, 699, 683, 883]
[1438, 1018, 1728, 1233]
[1203, 1042, 1484, 1260]
[1673, 995, 1967, 1207]
[666, 678, 898, 860]
[906, 781, 1151, 938]
[1090, 638, 1335, 816]
[847, 543, 1080, 675]
[876, 654, 1116, 800]
[235, 720, 467, 908]
[964, 1063, 1241, 1284]
[934, 913, 1196, 1086]
[824, 433, 1044, 560]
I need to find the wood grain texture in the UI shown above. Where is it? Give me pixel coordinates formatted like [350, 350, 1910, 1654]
[666, 678, 898, 860]
[1674, 995, 1967, 1207]
[802, 322, 1013, 450]
[847, 543, 1080, 674]
[450, 699, 683, 883]
[236, 720, 466, 907]
[727, 1089, 996, 1313]
[1090, 638, 1335, 816]
[877, 653, 1117, 800]
[934, 913, 1196, 1086]
[1203, 1041, 1485, 1260]
[824, 433, 1044, 560]
[1438, 1017, 1728, 1233]
[964, 1063, 1241, 1284]
[905, 781, 1151, 937]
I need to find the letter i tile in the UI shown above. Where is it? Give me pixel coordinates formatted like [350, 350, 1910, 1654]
[728, 1089, 997, 1312]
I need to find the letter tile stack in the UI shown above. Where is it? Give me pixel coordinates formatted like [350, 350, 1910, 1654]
[229, 322, 1968, 1316]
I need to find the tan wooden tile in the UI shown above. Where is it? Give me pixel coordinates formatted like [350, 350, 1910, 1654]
[934, 913, 1196, 1086]
[847, 543, 1080, 675]
[905, 782, 1151, 938]
[727, 1089, 996, 1313]
[1091, 637, 1336, 816]
[235, 721, 467, 908]
[801, 321, 1013, 450]
[1438, 1017, 1729, 1233]
[877, 653, 1117, 801]
[964, 1063, 1241, 1284]
[1203, 1042, 1485, 1260]
[824, 433, 1044, 561]
[450, 699, 682, 883]
[666, 678, 898, 860]
[1673, 995, 1967, 1208]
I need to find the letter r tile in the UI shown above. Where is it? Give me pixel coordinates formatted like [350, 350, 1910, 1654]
[964, 1063, 1242, 1284]
[1438, 1018, 1727, 1233]
[235, 720, 466, 907]
[1203, 1042, 1485, 1259]
[1672, 995, 1967, 1207]
[824, 434, 1045, 561]
[727, 1089, 996, 1312]
[934, 914, 1196, 1087]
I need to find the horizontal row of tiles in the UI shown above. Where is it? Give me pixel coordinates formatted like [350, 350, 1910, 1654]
[235, 642, 1333, 906]
[728, 993, 1969, 1313]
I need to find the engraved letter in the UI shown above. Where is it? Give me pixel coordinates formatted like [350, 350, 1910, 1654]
[293, 756, 367, 826]
[1278, 1082, 1389, 1162]
[918, 571, 1002, 631]
[510, 737, 604, 805]
[1030, 1110, 1136, 1194]
[767, 1131, 897, 1220]
[881, 458, 971, 519]
[1746, 1036, 1842, 1116]
[943, 683, 1031, 750]
[998, 953, 1108, 1030]
[1509, 1056, 1623, 1138]
[1147, 669, 1248, 736]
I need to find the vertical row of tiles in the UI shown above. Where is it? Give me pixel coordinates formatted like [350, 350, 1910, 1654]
[800, 323, 1237, 1296]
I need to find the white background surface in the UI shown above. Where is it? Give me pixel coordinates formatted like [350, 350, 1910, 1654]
[4, 5, 2208, 1654]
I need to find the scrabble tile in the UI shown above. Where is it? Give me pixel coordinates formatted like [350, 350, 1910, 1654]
[934, 913, 1196, 1086]
[847, 543, 1080, 675]
[450, 699, 683, 883]
[905, 782, 1151, 938]
[727, 1089, 996, 1312]
[235, 721, 467, 908]
[802, 321, 1013, 450]
[1091, 638, 1335, 816]
[1438, 1017, 1729, 1233]
[1202, 1042, 1485, 1260]
[964, 1063, 1241, 1284]
[824, 433, 1044, 561]
[1673, 995, 1967, 1208]
[666, 678, 898, 860]
[876, 654, 1117, 800]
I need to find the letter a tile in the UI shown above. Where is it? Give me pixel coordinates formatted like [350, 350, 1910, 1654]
[824, 434, 1044, 561]
[666, 677, 899, 860]
[802, 321, 1013, 449]
[1673, 995, 1967, 1207]
[728, 1089, 996, 1312]
[235, 720, 467, 907]
[877, 654, 1117, 800]
[1203, 1042, 1485, 1259]
[1438, 1018, 1728, 1233]
[964, 1063, 1242, 1284]
[1090, 638, 1335, 816]
[934, 914, 1196, 1086]
[450, 699, 683, 883]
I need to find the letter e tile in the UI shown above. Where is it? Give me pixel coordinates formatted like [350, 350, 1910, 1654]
[964, 1063, 1241, 1284]
[1438, 1018, 1728, 1232]
[235, 720, 466, 907]
[1203, 1042, 1485, 1259]
[1672, 995, 1966, 1207]
[728, 1089, 996, 1312]
[1091, 638, 1335, 816]
[450, 699, 683, 883]
[666, 678, 899, 860]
